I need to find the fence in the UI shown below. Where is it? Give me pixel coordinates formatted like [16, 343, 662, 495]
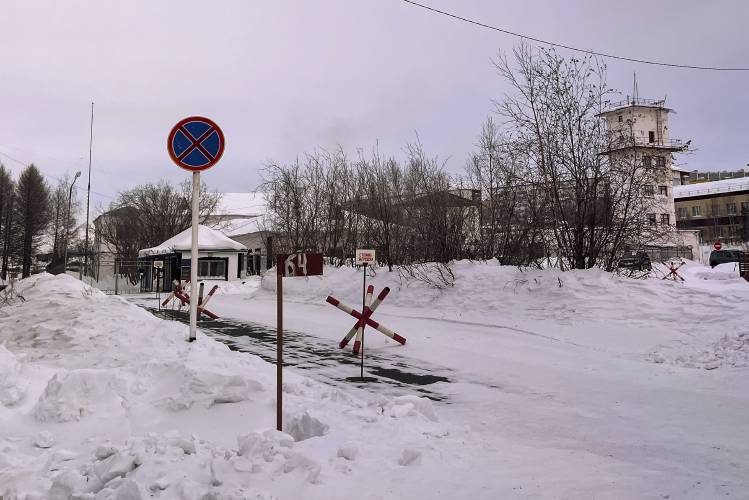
[643, 245, 693, 263]
[86, 260, 149, 295]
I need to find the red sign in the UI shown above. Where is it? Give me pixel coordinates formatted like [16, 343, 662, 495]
[167, 116, 225, 172]
[714, 240, 722, 251]
[276, 253, 323, 277]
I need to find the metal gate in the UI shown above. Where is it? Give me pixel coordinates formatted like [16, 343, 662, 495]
[87, 259, 149, 295]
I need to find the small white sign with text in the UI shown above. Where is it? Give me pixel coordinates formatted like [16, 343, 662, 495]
[355, 249, 376, 265]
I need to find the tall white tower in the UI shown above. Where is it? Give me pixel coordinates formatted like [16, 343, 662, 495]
[599, 96, 688, 227]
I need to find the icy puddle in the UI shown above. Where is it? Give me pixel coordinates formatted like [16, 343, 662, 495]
[132, 298, 450, 401]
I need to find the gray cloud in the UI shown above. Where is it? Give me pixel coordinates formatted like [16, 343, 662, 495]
[1, 0, 747, 212]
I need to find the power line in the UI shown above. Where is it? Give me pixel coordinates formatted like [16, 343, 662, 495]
[401, 0, 749, 72]
[0, 149, 115, 200]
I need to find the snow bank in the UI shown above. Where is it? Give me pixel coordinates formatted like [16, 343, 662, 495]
[0, 273, 450, 499]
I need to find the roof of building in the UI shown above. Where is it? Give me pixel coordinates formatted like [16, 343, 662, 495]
[138, 224, 247, 257]
[218, 217, 265, 237]
[673, 177, 749, 199]
[214, 192, 266, 218]
[598, 98, 673, 116]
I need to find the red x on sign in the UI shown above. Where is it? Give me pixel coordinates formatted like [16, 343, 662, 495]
[167, 116, 225, 171]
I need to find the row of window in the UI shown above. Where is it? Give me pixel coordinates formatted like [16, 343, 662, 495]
[642, 155, 666, 169]
[678, 201, 749, 219]
[642, 185, 669, 197]
[647, 213, 670, 225]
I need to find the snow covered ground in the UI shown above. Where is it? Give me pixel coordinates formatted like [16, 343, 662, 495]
[1, 261, 748, 498]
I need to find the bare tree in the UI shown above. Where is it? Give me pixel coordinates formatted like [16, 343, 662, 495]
[47, 174, 80, 272]
[491, 44, 670, 270]
[97, 180, 221, 261]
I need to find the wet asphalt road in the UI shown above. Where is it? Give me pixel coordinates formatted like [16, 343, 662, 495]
[132, 297, 450, 401]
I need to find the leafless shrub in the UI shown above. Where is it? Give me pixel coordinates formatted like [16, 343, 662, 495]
[396, 261, 455, 289]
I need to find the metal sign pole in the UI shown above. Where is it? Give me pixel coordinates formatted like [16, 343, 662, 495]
[189, 171, 199, 342]
[276, 270, 283, 431]
[361, 262, 366, 378]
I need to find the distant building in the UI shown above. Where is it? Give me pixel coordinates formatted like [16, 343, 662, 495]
[674, 177, 749, 244]
[598, 96, 699, 260]
[207, 192, 273, 275]
[598, 97, 688, 226]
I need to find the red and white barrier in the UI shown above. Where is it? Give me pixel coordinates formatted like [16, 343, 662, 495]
[662, 261, 685, 282]
[326, 285, 406, 356]
[164, 281, 220, 319]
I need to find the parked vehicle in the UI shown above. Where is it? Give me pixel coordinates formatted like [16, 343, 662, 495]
[709, 250, 744, 268]
[618, 251, 652, 271]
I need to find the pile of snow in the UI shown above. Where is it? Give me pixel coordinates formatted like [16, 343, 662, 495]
[651, 333, 749, 370]
[0, 274, 452, 498]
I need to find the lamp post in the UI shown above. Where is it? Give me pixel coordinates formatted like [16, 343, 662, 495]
[63, 171, 81, 275]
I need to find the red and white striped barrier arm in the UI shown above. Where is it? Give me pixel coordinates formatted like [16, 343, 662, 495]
[338, 285, 381, 348]
[364, 316, 406, 345]
[352, 325, 363, 356]
[199, 285, 219, 310]
[352, 286, 376, 356]
[162, 281, 189, 307]
[327, 286, 405, 348]
[174, 289, 219, 319]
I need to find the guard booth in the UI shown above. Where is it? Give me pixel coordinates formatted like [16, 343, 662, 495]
[138, 225, 248, 291]
[137, 255, 180, 292]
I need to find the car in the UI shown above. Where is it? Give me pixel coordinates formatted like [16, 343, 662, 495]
[618, 251, 652, 271]
[709, 249, 744, 268]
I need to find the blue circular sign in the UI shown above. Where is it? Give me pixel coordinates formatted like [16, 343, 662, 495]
[167, 116, 225, 171]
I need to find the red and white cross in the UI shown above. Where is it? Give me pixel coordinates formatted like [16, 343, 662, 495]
[326, 285, 406, 356]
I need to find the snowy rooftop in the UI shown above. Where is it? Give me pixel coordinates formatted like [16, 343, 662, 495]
[138, 224, 247, 257]
[218, 216, 264, 237]
[214, 192, 266, 218]
[674, 177, 749, 199]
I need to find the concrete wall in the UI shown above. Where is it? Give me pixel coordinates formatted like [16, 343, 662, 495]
[604, 105, 670, 144]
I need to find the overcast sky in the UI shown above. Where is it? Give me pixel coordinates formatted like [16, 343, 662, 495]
[1, 0, 748, 212]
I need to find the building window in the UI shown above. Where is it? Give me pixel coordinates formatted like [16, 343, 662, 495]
[677, 207, 688, 219]
[642, 185, 654, 198]
[692, 206, 701, 217]
[726, 203, 737, 215]
[618, 115, 623, 122]
[658, 186, 668, 196]
[647, 213, 656, 224]
[711, 205, 721, 217]
[660, 214, 670, 224]
[654, 156, 666, 168]
[198, 259, 226, 279]
[715, 227, 723, 238]
[642, 156, 652, 168]
[648, 131, 656, 143]
[741, 201, 749, 214]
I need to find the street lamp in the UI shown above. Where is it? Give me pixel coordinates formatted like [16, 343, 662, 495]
[62, 171, 81, 275]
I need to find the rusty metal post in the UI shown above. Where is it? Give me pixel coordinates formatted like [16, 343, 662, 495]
[276, 271, 283, 431]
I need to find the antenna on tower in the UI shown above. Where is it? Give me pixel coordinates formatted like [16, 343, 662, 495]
[633, 73, 639, 103]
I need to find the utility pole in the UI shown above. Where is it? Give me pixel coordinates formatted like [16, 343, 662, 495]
[64, 171, 81, 275]
[83, 102, 94, 281]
